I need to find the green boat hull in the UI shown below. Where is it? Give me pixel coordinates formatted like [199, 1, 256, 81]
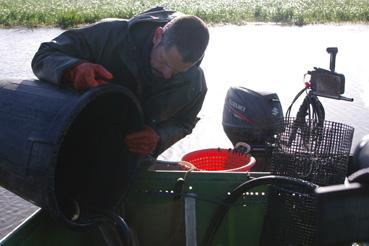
[1, 160, 270, 246]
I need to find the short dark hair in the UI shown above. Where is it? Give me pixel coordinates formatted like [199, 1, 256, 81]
[161, 15, 209, 63]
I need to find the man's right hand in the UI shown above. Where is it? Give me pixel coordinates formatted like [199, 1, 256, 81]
[64, 63, 113, 92]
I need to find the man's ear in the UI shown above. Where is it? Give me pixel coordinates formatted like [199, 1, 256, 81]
[153, 27, 164, 46]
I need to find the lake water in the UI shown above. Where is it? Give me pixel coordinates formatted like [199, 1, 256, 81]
[0, 24, 369, 239]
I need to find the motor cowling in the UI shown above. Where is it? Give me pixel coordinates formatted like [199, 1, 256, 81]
[222, 86, 283, 150]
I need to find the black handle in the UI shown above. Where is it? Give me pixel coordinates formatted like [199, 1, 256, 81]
[326, 47, 338, 72]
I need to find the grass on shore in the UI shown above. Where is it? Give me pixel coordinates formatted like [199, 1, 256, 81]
[1, 0, 369, 28]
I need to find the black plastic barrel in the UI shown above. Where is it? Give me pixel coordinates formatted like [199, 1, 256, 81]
[0, 79, 143, 227]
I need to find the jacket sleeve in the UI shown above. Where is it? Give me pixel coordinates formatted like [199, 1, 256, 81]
[153, 91, 206, 156]
[153, 69, 207, 156]
[31, 21, 122, 85]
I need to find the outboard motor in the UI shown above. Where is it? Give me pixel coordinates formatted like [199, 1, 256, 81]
[222, 87, 283, 171]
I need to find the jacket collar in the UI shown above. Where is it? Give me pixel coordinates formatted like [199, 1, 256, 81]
[127, 7, 181, 30]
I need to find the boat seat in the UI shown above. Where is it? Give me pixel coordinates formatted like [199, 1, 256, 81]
[315, 167, 369, 245]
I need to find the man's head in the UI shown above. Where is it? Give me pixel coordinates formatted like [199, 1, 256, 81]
[150, 15, 209, 79]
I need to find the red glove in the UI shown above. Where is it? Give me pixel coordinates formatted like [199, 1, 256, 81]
[124, 126, 160, 155]
[64, 62, 113, 91]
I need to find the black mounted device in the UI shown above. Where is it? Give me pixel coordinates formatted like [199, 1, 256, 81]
[309, 47, 353, 101]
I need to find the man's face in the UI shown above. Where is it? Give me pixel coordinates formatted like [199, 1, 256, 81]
[150, 27, 193, 80]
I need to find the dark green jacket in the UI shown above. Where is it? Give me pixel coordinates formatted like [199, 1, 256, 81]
[31, 7, 207, 156]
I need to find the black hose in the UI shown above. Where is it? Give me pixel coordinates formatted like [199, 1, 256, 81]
[94, 210, 137, 246]
[70, 205, 135, 246]
[201, 175, 318, 246]
[106, 211, 134, 246]
[285, 87, 308, 118]
[287, 91, 325, 147]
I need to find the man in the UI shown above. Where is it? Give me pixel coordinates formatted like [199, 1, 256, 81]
[32, 6, 209, 157]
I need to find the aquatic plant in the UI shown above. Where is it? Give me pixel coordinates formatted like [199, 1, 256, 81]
[0, 0, 368, 28]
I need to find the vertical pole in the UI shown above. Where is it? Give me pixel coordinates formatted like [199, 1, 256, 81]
[185, 194, 197, 246]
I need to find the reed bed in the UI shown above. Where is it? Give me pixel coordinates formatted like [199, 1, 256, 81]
[1, 0, 368, 28]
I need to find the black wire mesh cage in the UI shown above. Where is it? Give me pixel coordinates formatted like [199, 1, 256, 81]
[260, 184, 317, 246]
[271, 117, 354, 186]
[261, 117, 354, 245]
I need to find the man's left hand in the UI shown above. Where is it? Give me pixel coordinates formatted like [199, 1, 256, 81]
[124, 126, 160, 155]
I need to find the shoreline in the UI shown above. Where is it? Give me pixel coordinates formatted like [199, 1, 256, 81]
[1, 21, 369, 31]
[1, 0, 369, 28]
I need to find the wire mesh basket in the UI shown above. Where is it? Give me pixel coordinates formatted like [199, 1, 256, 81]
[261, 117, 354, 245]
[271, 117, 354, 186]
[181, 148, 255, 172]
[260, 183, 317, 246]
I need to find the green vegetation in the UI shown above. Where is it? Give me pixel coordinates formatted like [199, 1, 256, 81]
[1, 0, 369, 28]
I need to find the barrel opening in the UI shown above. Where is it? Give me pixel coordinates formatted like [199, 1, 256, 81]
[55, 92, 142, 224]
